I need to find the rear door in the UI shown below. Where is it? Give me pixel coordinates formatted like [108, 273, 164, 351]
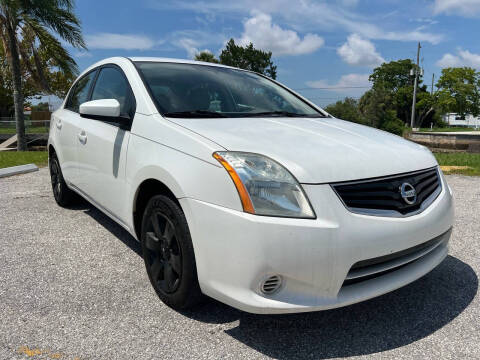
[75, 65, 136, 223]
[54, 70, 97, 184]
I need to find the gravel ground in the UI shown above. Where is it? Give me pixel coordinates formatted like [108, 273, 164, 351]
[0, 168, 479, 360]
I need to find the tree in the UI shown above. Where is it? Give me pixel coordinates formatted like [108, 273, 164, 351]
[0, 0, 85, 151]
[0, 42, 13, 117]
[31, 102, 49, 111]
[367, 59, 438, 128]
[323, 88, 405, 135]
[359, 86, 391, 128]
[415, 91, 440, 128]
[380, 110, 406, 136]
[194, 51, 219, 64]
[324, 98, 367, 125]
[0, 30, 77, 120]
[369, 59, 417, 92]
[0, 42, 76, 117]
[193, 40, 278, 79]
[369, 60, 418, 127]
[436, 67, 480, 117]
[358, 86, 405, 135]
[219, 39, 277, 79]
[0, 40, 43, 117]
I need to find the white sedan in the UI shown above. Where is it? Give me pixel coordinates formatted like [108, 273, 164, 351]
[48, 57, 454, 314]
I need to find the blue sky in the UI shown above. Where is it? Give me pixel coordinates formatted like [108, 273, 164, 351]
[68, 0, 480, 107]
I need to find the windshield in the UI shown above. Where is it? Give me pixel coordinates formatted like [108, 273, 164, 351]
[134, 62, 325, 118]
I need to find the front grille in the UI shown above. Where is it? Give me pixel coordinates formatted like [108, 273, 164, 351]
[342, 228, 451, 286]
[331, 167, 441, 217]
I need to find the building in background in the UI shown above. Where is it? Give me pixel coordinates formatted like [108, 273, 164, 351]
[443, 113, 480, 129]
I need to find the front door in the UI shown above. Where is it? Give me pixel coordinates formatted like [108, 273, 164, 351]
[75, 65, 136, 224]
[56, 69, 97, 185]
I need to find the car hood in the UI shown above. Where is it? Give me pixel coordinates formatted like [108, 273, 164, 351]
[168, 116, 437, 183]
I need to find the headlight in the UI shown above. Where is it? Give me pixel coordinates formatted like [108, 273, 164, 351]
[213, 152, 315, 219]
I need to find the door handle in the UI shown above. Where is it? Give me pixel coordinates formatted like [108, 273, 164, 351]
[56, 119, 62, 129]
[78, 131, 87, 144]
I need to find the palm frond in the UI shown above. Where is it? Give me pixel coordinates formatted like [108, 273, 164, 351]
[18, 0, 86, 49]
[23, 17, 78, 76]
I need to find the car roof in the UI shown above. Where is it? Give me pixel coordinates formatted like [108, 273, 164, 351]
[78, 56, 244, 83]
[128, 57, 237, 70]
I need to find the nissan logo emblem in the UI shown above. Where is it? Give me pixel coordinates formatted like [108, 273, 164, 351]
[400, 183, 417, 205]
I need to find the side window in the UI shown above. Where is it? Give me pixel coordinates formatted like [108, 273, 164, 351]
[91, 67, 135, 118]
[65, 70, 97, 112]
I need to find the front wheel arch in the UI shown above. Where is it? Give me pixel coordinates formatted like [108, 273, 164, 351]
[48, 144, 56, 160]
[133, 178, 180, 240]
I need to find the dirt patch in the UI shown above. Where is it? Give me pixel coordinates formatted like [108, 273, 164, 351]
[440, 165, 473, 172]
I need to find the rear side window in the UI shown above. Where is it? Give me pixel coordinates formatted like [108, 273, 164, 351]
[91, 67, 135, 118]
[66, 70, 97, 112]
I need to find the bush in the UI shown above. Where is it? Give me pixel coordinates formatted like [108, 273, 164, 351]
[380, 110, 405, 136]
[381, 120, 405, 136]
[324, 98, 367, 125]
[432, 114, 448, 128]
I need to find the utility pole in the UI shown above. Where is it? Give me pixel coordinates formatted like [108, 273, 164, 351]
[410, 42, 421, 128]
[431, 73, 435, 95]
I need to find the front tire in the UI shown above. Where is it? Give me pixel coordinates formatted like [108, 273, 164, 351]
[141, 195, 202, 311]
[49, 153, 77, 207]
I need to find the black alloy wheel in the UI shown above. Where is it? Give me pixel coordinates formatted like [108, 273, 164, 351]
[141, 195, 202, 310]
[144, 212, 182, 293]
[49, 153, 77, 207]
[50, 157, 62, 200]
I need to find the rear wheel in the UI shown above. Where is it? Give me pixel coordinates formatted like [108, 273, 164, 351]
[49, 153, 78, 207]
[141, 195, 202, 310]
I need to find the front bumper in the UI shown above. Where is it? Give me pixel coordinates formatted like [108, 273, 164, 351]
[180, 171, 454, 314]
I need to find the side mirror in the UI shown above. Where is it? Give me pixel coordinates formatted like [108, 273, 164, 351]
[79, 99, 121, 118]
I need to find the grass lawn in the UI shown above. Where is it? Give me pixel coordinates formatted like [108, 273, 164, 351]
[435, 152, 480, 176]
[0, 126, 49, 134]
[1, 150, 478, 177]
[419, 127, 478, 132]
[0, 151, 48, 169]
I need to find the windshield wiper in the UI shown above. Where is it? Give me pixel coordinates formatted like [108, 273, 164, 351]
[241, 111, 323, 118]
[163, 110, 227, 118]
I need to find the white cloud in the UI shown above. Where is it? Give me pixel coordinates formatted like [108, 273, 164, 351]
[337, 34, 384, 67]
[170, 30, 225, 58]
[306, 73, 371, 96]
[74, 51, 92, 58]
[177, 38, 201, 58]
[237, 12, 324, 56]
[85, 33, 155, 50]
[412, 17, 438, 25]
[379, 30, 443, 44]
[433, 0, 480, 16]
[152, 0, 445, 44]
[436, 49, 480, 68]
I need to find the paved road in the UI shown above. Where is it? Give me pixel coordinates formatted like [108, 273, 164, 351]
[1, 169, 479, 360]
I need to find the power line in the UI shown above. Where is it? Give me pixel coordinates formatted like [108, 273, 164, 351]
[295, 84, 435, 91]
[292, 86, 371, 91]
[308, 96, 357, 99]
[307, 96, 361, 100]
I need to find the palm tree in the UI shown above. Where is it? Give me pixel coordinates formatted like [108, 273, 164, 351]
[0, 0, 85, 151]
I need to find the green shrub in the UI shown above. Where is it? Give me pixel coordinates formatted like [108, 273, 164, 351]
[380, 110, 405, 136]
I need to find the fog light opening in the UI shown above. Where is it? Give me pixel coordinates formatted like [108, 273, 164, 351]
[260, 275, 282, 295]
